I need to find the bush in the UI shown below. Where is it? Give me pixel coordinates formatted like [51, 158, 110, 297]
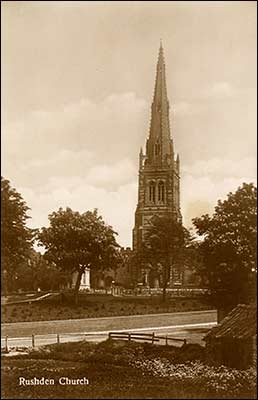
[130, 358, 257, 397]
[7, 338, 256, 398]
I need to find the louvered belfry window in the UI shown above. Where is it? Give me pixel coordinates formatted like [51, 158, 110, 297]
[158, 181, 165, 202]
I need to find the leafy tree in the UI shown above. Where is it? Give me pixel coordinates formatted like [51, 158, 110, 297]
[140, 216, 193, 301]
[1, 177, 34, 294]
[16, 250, 71, 292]
[192, 183, 257, 309]
[37, 207, 120, 303]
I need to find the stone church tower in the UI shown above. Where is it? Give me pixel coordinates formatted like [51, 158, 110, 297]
[132, 44, 182, 287]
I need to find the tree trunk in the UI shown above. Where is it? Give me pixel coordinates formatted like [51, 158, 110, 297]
[74, 269, 84, 305]
[162, 265, 169, 303]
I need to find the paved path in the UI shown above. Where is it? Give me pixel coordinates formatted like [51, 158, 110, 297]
[1, 292, 59, 306]
[2, 310, 217, 348]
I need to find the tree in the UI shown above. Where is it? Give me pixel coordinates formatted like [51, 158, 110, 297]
[37, 207, 120, 303]
[1, 177, 34, 294]
[140, 215, 193, 301]
[192, 182, 257, 309]
[15, 250, 71, 292]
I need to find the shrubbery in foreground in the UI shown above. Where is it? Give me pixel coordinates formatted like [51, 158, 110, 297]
[131, 358, 257, 396]
[4, 340, 256, 398]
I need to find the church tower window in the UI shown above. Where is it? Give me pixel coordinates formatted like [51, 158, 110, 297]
[149, 181, 156, 203]
[158, 181, 165, 202]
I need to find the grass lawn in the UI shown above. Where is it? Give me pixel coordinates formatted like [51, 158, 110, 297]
[2, 293, 212, 323]
[1, 340, 256, 399]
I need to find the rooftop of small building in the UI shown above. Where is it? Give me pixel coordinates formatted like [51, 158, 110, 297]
[204, 303, 257, 341]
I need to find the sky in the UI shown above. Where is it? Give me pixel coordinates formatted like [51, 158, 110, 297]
[2, 1, 257, 247]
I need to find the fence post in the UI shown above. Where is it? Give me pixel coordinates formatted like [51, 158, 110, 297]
[108, 332, 111, 339]
[152, 332, 155, 344]
[128, 333, 131, 341]
[165, 335, 168, 346]
[57, 334, 60, 344]
[5, 335, 8, 352]
[32, 334, 35, 348]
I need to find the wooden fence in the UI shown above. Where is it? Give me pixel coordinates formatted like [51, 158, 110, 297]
[108, 331, 186, 346]
[2, 331, 187, 353]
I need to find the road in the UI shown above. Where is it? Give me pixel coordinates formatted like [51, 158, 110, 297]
[1, 310, 217, 348]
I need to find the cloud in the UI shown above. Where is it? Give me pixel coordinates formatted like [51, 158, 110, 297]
[86, 159, 136, 188]
[205, 82, 236, 98]
[182, 157, 257, 181]
[19, 178, 138, 248]
[173, 101, 202, 117]
[181, 157, 257, 228]
[19, 149, 94, 187]
[173, 83, 256, 121]
[2, 92, 147, 189]
[172, 82, 245, 120]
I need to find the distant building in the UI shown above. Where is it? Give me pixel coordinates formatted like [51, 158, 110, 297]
[204, 304, 257, 369]
[90, 247, 133, 289]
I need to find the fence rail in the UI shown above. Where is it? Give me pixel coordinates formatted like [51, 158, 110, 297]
[108, 331, 186, 345]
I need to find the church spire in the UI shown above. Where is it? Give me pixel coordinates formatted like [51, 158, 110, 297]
[146, 43, 173, 164]
[153, 41, 168, 105]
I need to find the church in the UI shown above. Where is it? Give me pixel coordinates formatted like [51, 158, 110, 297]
[78, 44, 198, 291]
[132, 43, 183, 288]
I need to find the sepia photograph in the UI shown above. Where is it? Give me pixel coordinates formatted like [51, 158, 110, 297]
[1, 1, 257, 399]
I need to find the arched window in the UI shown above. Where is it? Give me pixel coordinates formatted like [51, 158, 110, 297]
[158, 181, 165, 202]
[149, 181, 156, 203]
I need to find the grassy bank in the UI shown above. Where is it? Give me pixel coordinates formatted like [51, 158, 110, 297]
[1, 340, 256, 399]
[2, 293, 212, 323]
